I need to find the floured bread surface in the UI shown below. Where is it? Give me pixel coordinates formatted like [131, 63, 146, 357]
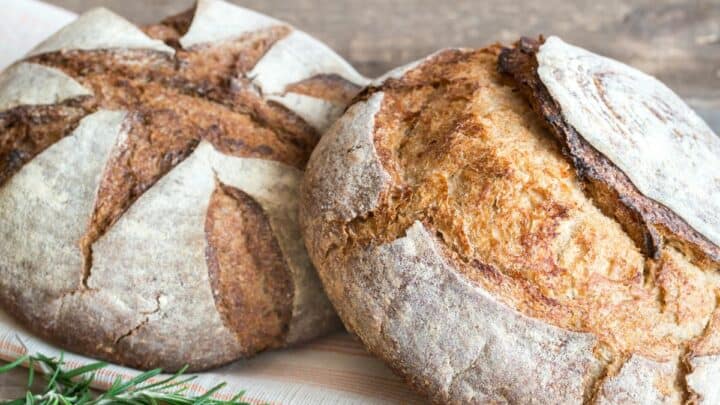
[535, 37, 720, 248]
[300, 47, 720, 403]
[0, 0, 364, 371]
[499, 36, 720, 271]
[0, 63, 91, 111]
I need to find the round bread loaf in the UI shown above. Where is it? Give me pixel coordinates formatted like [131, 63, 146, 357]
[0, 0, 367, 371]
[300, 39, 720, 404]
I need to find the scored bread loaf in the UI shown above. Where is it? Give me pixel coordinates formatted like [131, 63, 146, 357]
[0, 0, 367, 371]
[300, 39, 720, 404]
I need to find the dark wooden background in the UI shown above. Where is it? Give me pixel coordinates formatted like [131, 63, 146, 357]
[2, 0, 719, 399]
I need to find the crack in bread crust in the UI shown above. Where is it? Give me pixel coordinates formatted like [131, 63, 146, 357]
[113, 294, 163, 345]
[498, 37, 720, 271]
[340, 47, 720, 366]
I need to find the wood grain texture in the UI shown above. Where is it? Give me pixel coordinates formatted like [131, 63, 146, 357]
[0, 367, 46, 400]
[0, 370, 27, 399]
[1, 0, 718, 400]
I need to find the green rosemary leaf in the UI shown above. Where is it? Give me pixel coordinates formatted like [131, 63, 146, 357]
[0, 355, 27, 374]
[44, 353, 64, 390]
[62, 363, 107, 380]
[138, 366, 190, 391]
[0, 352, 256, 405]
[110, 368, 164, 395]
[192, 382, 226, 402]
[26, 360, 34, 389]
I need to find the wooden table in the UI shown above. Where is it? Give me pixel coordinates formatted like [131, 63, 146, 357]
[2, 0, 720, 400]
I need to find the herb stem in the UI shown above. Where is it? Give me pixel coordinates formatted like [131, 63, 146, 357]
[0, 353, 252, 405]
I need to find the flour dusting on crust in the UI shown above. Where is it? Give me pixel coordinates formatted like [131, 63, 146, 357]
[250, 30, 368, 96]
[90, 143, 242, 368]
[0, 110, 127, 314]
[301, 92, 390, 223]
[686, 354, 720, 404]
[179, 0, 281, 49]
[595, 355, 679, 404]
[29, 8, 174, 56]
[266, 92, 345, 132]
[537, 36, 720, 246]
[0, 63, 91, 112]
[343, 222, 603, 403]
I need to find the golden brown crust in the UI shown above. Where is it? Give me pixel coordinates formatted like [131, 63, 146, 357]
[498, 37, 720, 269]
[205, 183, 293, 353]
[368, 47, 720, 358]
[301, 45, 720, 403]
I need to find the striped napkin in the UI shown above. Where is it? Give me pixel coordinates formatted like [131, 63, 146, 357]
[0, 309, 424, 404]
[0, 1, 425, 403]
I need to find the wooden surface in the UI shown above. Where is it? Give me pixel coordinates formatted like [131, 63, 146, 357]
[2, 0, 720, 401]
[0, 369, 32, 400]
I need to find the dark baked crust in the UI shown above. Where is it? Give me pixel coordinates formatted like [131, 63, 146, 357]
[498, 37, 720, 270]
[0, 99, 95, 186]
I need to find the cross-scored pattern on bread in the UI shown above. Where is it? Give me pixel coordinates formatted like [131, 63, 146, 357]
[0, 0, 367, 371]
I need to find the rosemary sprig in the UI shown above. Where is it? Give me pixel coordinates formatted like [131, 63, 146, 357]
[0, 352, 252, 405]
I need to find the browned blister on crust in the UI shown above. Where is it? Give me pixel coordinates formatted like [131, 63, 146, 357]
[498, 37, 720, 270]
[301, 45, 720, 404]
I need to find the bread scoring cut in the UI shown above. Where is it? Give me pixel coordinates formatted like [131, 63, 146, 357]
[499, 37, 720, 269]
[0, 0, 365, 371]
[249, 30, 369, 131]
[535, 36, 720, 249]
[89, 143, 308, 369]
[0, 63, 91, 111]
[301, 45, 720, 403]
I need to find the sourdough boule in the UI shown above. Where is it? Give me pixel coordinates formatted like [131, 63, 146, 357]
[0, 0, 367, 371]
[300, 40, 720, 404]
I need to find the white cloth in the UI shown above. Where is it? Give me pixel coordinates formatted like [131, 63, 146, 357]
[0, 0, 76, 70]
